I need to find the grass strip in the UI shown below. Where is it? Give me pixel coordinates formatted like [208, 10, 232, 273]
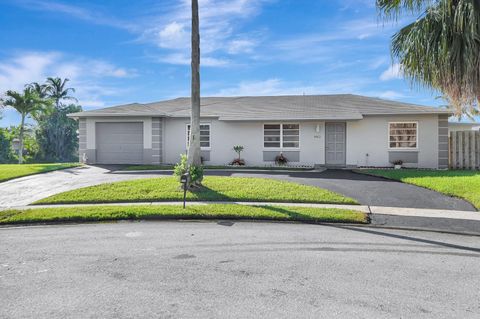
[0, 163, 80, 183]
[0, 204, 367, 225]
[34, 176, 358, 205]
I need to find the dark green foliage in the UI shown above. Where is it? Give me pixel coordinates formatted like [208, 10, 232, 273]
[35, 104, 81, 162]
[174, 154, 205, 185]
[0, 128, 15, 163]
[377, 0, 480, 117]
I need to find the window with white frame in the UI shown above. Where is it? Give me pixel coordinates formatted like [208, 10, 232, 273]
[389, 122, 417, 149]
[186, 124, 210, 148]
[264, 124, 299, 148]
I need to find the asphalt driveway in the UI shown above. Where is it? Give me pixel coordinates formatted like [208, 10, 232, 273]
[203, 169, 476, 211]
[0, 166, 475, 211]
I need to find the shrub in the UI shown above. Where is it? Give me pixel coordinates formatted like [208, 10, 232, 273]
[275, 153, 288, 166]
[230, 158, 245, 165]
[173, 154, 204, 185]
[231, 145, 245, 165]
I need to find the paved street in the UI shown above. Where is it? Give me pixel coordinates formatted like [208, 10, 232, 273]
[1, 221, 479, 318]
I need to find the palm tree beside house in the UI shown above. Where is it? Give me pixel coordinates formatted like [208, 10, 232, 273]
[0, 88, 50, 163]
[186, 0, 203, 185]
[26, 82, 49, 99]
[45, 77, 77, 109]
[27, 77, 81, 162]
[377, 0, 480, 117]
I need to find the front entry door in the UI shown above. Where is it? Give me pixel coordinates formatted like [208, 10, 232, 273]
[325, 122, 346, 166]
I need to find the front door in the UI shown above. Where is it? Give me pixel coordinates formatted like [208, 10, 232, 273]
[325, 122, 346, 166]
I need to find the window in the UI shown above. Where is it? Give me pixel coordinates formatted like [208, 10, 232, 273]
[264, 124, 299, 148]
[389, 122, 417, 149]
[186, 124, 210, 148]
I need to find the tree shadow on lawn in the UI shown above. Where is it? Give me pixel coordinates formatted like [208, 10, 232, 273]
[187, 185, 232, 202]
[260, 205, 365, 224]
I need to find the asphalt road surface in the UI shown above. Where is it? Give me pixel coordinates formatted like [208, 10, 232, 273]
[1, 221, 479, 318]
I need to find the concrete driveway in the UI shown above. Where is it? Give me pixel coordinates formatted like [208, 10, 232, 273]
[0, 166, 162, 207]
[1, 221, 479, 318]
[0, 166, 475, 211]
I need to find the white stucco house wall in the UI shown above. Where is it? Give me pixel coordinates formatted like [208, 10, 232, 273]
[68, 94, 451, 169]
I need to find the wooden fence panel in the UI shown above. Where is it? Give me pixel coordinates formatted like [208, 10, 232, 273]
[449, 130, 480, 169]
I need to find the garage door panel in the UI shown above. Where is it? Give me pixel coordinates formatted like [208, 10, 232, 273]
[97, 144, 143, 153]
[97, 134, 144, 144]
[96, 122, 143, 164]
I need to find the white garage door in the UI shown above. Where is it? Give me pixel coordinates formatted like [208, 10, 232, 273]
[96, 122, 144, 164]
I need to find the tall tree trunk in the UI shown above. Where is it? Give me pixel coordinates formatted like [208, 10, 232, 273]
[18, 114, 25, 164]
[187, 0, 202, 169]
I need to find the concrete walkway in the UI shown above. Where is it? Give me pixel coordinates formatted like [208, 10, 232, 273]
[4, 200, 480, 235]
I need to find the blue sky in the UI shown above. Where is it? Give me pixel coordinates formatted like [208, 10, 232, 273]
[0, 0, 444, 127]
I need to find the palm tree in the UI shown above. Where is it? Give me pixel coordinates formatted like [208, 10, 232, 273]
[1, 88, 50, 163]
[377, 0, 480, 117]
[45, 77, 77, 109]
[186, 0, 202, 177]
[26, 82, 49, 99]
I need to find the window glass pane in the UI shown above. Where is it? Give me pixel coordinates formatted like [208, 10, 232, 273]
[264, 142, 280, 147]
[264, 137, 280, 142]
[187, 124, 210, 148]
[264, 124, 281, 148]
[282, 124, 299, 148]
[264, 124, 281, 130]
[389, 123, 417, 148]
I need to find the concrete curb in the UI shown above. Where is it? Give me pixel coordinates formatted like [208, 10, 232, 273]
[2, 201, 479, 222]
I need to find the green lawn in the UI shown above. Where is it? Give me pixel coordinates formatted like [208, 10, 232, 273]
[0, 204, 367, 225]
[361, 169, 480, 209]
[35, 176, 358, 205]
[0, 163, 80, 183]
[123, 165, 313, 171]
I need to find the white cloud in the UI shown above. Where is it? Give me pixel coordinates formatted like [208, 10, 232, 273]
[140, 0, 270, 66]
[0, 52, 133, 108]
[377, 90, 405, 99]
[13, 0, 137, 31]
[380, 63, 403, 81]
[227, 39, 257, 54]
[210, 77, 370, 97]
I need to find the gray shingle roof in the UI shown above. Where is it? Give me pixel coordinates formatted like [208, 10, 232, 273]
[68, 94, 451, 120]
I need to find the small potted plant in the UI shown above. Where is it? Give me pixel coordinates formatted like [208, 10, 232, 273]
[230, 145, 245, 165]
[275, 152, 288, 166]
[393, 159, 403, 169]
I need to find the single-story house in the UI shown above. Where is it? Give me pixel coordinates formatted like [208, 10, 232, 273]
[68, 94, 452, 169]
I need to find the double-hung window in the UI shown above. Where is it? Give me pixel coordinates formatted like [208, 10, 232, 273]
[389, 122, 417, 149]
[186, 123, 210, 149]
[264, 124, 299, 148]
